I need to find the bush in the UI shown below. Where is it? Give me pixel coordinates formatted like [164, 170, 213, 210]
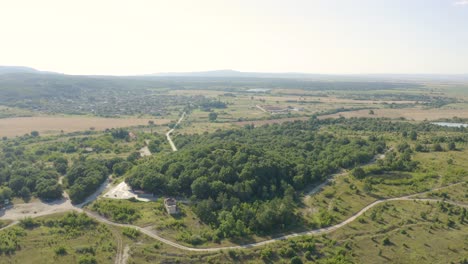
[19, 217, 39, 229]
[433, 143, 443, 152]
[279, 247, 296, 258]
[260, 247, 273, 260]
[228, 250, 239, 259]
[122, 227, 141, 239]
[351, 167, 366, 179]
[0, 227, 26, 254]
[291, 256, 303, 264]
[91, 200, 140, 223]
[78, 255, 97, 264]
[382, 236, 391, 246]
[54, 246, 67, 256]
[75, 246, 95, 255]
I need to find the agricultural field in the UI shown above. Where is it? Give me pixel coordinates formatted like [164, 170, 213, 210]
[0, 116, 169, 138]
[319, 107, 468, 121]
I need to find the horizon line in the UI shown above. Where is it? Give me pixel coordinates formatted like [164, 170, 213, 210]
[1, 65, 468, 77]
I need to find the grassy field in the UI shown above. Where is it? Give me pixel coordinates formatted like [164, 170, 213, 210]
[88, 198, 268, 248]
[0, 213, 118, 264]
[2, 198, 465, 264]
[417, 182, 468, 204]
[300, 129, 468, 230]
[328, 200, 468, 264]
[125, 199, 467, 263]
[319, 107, 468, 121]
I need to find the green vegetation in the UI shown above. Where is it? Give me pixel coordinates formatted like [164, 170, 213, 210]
[65, 159, 109, 204]
[0, 73, 225, 117]
[122, 227, 141, 239]
[91, 199, 141, 223]
[0, 127, 167, 203]
[0, 212, 117, 263]
[0, 227, 25, 254]
[1, 74, 467, 263]
[127, 119, 385, 239]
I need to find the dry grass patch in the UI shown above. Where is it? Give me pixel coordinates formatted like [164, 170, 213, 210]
[0, 116, 169, 137]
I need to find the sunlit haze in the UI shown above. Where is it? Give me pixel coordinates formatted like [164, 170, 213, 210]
[1, 0, 468, 75]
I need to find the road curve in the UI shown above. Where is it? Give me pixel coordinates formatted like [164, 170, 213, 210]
[166, 112, 186, 152]
[1, 182, 464, 252]
[87, 191, 468, 252]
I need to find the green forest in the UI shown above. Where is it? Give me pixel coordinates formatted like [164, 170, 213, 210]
[126, 119, 387, 238]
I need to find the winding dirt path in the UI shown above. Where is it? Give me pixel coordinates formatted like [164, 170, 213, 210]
[304, 148, 392, 197]
[166, 112, 186, 152]
[1, 182, 465, 252]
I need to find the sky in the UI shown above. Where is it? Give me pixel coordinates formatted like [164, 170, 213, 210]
[1, 0, 467, 75]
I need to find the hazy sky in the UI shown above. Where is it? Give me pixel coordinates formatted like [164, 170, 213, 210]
[1, 0, 467, 75]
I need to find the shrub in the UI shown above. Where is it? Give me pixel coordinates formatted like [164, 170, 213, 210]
[75, 246, 95, 255]
[0, 227, 26, 254]
[228, 249, 239, 259]
[19, 217, 39, 229]
[291, 256, 303, 264]
[78, 255, 97, 264]
[351, 167, 366, 179]
[122, 227, 140, 239]
[54, 246, 67, 256]
[382, 236, 391, 246]
[260, 247, 273, 260]
[91, 200, 140, 223]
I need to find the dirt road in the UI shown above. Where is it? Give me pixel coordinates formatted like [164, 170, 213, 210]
[166, 112, 186, 152]
[1, 182, 464, 252]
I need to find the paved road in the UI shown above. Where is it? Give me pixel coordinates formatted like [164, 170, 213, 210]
[166, 112, 186, 152]
[1, 182, 464, 252]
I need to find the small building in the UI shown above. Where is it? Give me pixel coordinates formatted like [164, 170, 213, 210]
[164, 198, 178, 215]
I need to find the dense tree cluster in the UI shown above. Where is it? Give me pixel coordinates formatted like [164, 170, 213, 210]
[127, 120, 385, 237]
[319, 117, 467, 133]
[198, 99, 227, 111]
[0, 130, 141, 202]
[65, 159, 109, 204]
[0, 159, 62, 201]
[110, 129, 129, 140]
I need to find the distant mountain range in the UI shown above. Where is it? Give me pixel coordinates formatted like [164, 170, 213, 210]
[151, 70, 468, 81]
[1, 66, 467, 81]
[0, 66, 59, 75]
[150, 69, 332, 79]
[0, 66, 41, 74]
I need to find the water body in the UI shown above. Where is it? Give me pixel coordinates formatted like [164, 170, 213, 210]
[432, 122, 468, 128]
[246, 88, 271, 92]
